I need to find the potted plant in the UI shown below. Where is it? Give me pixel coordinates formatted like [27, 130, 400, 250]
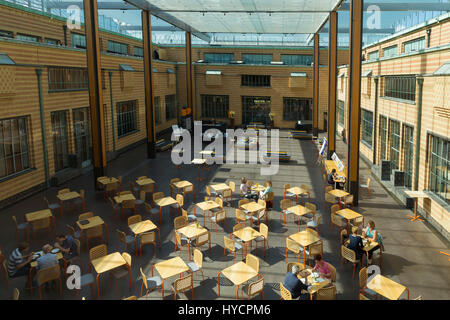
[269, 112, 275, 129]
[228, 110, 235, 129]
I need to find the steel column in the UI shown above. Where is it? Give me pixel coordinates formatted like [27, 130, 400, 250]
[185, 31, 194, 120]
[372, 77, 379, 164]
[346, 0, 363, 206]
[313, 33, 320, 137]
[142, 10, 156, 159]
[327, 12, 338, 159]
[83, 0, 107, 183]
[414, 78, 424, 191]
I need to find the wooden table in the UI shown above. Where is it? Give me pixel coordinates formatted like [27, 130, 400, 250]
[136, 178, 156, 188]
[25, 209, 55, 241]
[154, 196, 178, 224]
[404, 190, 428, 222]
[76, 216, 109, 250]
[177, 223, 209, 259]
[91, 252, 130, 299]
[240, 202, 265, 226]
[324, 160, 346, 179]
[365, 274, 409, 300]
[173, 180, 194, 195]
[152, 256, 190, 299]
[57, 191, 81, 215]
[218, 261, 260, 299]
[97, 177, 118, 186]
[233, 227, 263, 256]
[129, 219, 161, 253]
[297, 267, 331, 300]
[30, 251, 63, 268]
[336, 208, 363, 233]
[114, 193, 136, 204]
[328, 189, 350, 209]
[191, 158, 207, 181]
[210, 183, 231, 195]
[28, 250, 63, 293]
[287, 187, 307, 204]
[288, 230, 321, 265]
[251, 184, 266, 193]
[287, 205, 312, 231]
[195, 200, 220, 226]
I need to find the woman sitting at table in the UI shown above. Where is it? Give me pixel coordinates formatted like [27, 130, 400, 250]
[311, 254, 332, 280]
[362, 220, 383, 264]
[347, 226, 364, 260]
[240, 177, 258, 201]
[259, 181, 273, 200]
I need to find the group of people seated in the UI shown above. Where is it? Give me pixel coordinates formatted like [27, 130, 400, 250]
[345, 220, 384, 264]
[6, 234, 77, 288]
[240, 177, 273, 206]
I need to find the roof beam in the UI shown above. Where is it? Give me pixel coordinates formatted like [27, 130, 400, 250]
[339, 2, 450, 11]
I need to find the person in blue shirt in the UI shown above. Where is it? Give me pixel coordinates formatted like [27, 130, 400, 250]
[36, 244, 58, 271]
[283, 265, 309, 300]
[347, 227, 365, 260]
[54, 234, 77, 259]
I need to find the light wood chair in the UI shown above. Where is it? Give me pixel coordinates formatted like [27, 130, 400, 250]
[116, 229, 135, 253]
[359, 267, 377, 298]
[121, 199, 137, 219]
[134, 190, 147, 211]
[65, 224, 81, 241]
[341, 194, 354, 209]
[254, 223, 269, 257]
[265, 191, 274, 209]
[137, 176, 148, 180]
[13, 288, 19, 300]
[73, 189, 86, 212]
[171, 273, 194, 300]
[182, 184, 195, 202]
[152, 192, 164, 208]
[304, 202, 316, 223]
[238, 198, 250, 209]
[30, 217, 52, 240]
[1, 257, 10, 290]
[89, 244, 107, 267]
[283, 184, 295, 200]
[244, 277, 264, 300]
[194, 231, 211, 256]
[85, 224, 104, 251]
[280, 282, 292, 300]
[170, 178, 181, 197]
[127, 214, 142, 229]
[252, 203, 267, 226]
[306, 214, 322, 232]
[123, 295, 137, 300]
[12, 215, 28, 241]
[280, 199, 293, 225]
[328, 263, 337, 283]
[331, 212, 345, 232]
[111, 252, 132, 293]
[139, 232, 157, 257]
[181, 208, 197, 223]
[108, 197, 120, 220]
[221, 188, 233, 205]
[129, 182, 140, 196]
[37, 265, 62, 300]
[286, 262, 305, 273]
[235, 208, 251, 226]
[96, 177, 107, 191]
[285, 238, 302, 263]
[170, 194, 184, 216]
[44, 196, 61, 217]
[174, 231, 189, 257]
[78, 211, 94, 221]
[205, 186, 214, 200]
[211, 208, 226, 232]
[340, 229, 348, 244]
[341, 245, 360, 279]
[306, 240, 323, 267]
[104, 182, 118, 200]
[139, 267, 162, 299]
[316, 284, 336, 300]
[187, 248, 204, 281]
[223, 236, 243, 263]
[300, 184, 311, 202]
[228, 181, 236, 203]
[325, 193, 337, 211]
[360, 177, 371, 195]
[144, 202, 159, 220]
[325, 185, 333, 193]
[245, 253, 259, 273]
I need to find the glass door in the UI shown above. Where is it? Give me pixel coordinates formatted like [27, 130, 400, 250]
[403, 125, 414, 189]
[51, 111, 69, 172]
[73, 107, 92, 168]
[241, 96, 271, 127]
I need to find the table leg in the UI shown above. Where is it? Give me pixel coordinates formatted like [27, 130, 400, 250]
[303, 249, 306, 265]
[134, 235, 138, 255]
[96, 274, 101, 299]
[338, 197, 342, 209]
[188, 240, 191, 261]
[128, 268, 132, 290]
[104, 223, 109, 244]
[236, 285, 239, 300]
[161, 279, 165, 300]
[159, 207, 162, 224]
[218, 272, 221, 297]
[407, 198, 424, 222]
[60, 200, 63, 216]
[157, 228, 161, 247]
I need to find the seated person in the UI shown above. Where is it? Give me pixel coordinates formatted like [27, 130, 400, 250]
[347, 227, 364, 260]
[362, 220, 383, 264]
[54, 234, 77, 260]
[241, 177, 258, 201]
[311, 254, 332, 280]
[327, 169, 344, 190]
[7, 242, 34, 284]
[283, 265, 309, 300]
[37, 244, 59, 271]
[259, 181, 273, 200]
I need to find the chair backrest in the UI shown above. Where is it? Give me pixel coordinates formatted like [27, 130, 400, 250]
[317, 284, 336, 300]
[238, 198, 249, 208]
[196, 231, 209, 247]
[122, 252, 131, 268]
[214, 209, 226, 222]
[13, 288, 19, 300]
[331, 213, 343, 227]
[116, 229, 127, 244]
[305, 202, 317, 214]
[233, 223, 245, 233]
[286, 238, 300, 252]
[66, 224, 76, 237]
[257, 199, 266, 208]
[248, 277, 264, 298]
[280, 199, 292, 211]
[286, 262, 305, 273]
[224, 236, 236, 252]
[309, 239, 323, 255]
[300, 184, 310, 192]
[246, 253, 259, 273]
[141, 231, 156, 243]
[315, 214, 322, 225]
[283, 184, 291, 193]
[341, 245, 357, 263]
[330, 204, 339, 215]
[142, 184, 154, 193]
[106, 182, 118, 192]
[122, 199, 135, 209]
[235, 209, 247, 220]
[259, 223, 268, 239]
[89, 244, 107, 262]
[123, 296, 137, 300]
[307, 227, 319, 238]
[86, 225, 103, 238]
[12, 215, 18, 227]
[228, 181, 235, 192]
[74, 239, 81, 256]
[144, 202, 153, 214]
[170, 178, 180, 185]
[280, 282, 292, 300]
[366, 177, 371, 187]
[128, 214, 142, 226]
[340, 229, 348, 244]
[80, 189, 85, 198]
[138, 176, 148, 181]
[345, 194, 354, 204]
[223, 189, 232, 198]
[78, 212, 94, 220]
[139, 267, 148, 290]
[176, 194, 184, 206]
[173, 273, 193, 293]
[325, 186, 333, 193]
[153, 192, 164, 202]
[247, 180, 254, 187]
[328, 262, 337, 282]
[359, 267, 368, 289]
[37, 264, 61, 286]
[206, 186, 211, 197]
[174, 216, 188, 230]
[265, 192, 274, 202]
[359, 293, 370, 300]
[215, 197, 223, 208]
[193, 248, 203, 268]
[58, 188, 70, 194]
[139, 190, 146, 201]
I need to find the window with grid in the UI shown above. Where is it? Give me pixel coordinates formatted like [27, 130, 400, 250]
[0, 30, 13, 38]
[48, 67, 88, 91]
[361, 110, 373, 148]
[17, 34, 39, 42]
[404, 37, 425, 53]
[242, 54, 272, 65]
[117, 100, 138, 137]
[383, 45, 398, 58]
[383, 76, 416, 102]
[429, 135, 449, 204]
[281, 54, 313, 66]
[107, 40, 128, 55]
[203, 53, 234, 63]
[282, 98, 312, 121]
[403, 125, 414, 189]
[241, 75, 270, 87]
[368, 51, 379, 61]
[134, 46, 143, 57]
[70, 33, 86, 48]
[201, 95, 229, 119]
[154, 96, 161, 124]
[0, 117, 30, 178]
[51, 111, 69, 172]
[379, 115, 388, 161]
[165, 95, 177, 120]
[337, 100, 345, 126]
[389, 120, 401, 170]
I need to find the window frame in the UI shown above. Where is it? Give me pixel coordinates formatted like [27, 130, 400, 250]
[282, 97, 312, 121]
[361, 109, 374, 148]
[51, 110, 69, 172]
[428, 134, 449, 204]
[116, 100, 138, 138]
[242, 54, 273, 65]
[165, 95, 177, 121]
[382, 75, 416, 102]
[203, 53, 234, 64]
[389, 119, 401, 170]
[241, 75, 271, 87]
[281, 54, 313, 66]
[201, 95, 230, 119]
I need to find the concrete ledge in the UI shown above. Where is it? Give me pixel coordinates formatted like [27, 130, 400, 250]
[0, 182, 46, 210]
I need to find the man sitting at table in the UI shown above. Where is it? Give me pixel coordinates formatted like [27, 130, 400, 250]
[347, 227, 365, 260]
[328, 169, 344, 190]
[283, 265, 309, 300]
[54, 234, 77, 260]
[7, 242, 34, 286]
[37, 244, 59, 271]
[241, 177, 258, 201]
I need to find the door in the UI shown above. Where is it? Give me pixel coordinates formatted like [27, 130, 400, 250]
[72, 107, 92, 168]
[241, 96, 271, 127]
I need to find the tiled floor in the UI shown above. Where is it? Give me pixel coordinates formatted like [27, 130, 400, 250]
[0, 130, 448, 300]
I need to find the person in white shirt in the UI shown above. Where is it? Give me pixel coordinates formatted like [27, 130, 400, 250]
[240, 177, 249, 197]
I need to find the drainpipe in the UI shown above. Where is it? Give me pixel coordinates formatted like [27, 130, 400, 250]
[372, 76, 379, 165]
[414, 77, 424, 191]
[108, 71, 116, 152]
[36, 69, 50, 188]
[63, 25, 68, 46]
